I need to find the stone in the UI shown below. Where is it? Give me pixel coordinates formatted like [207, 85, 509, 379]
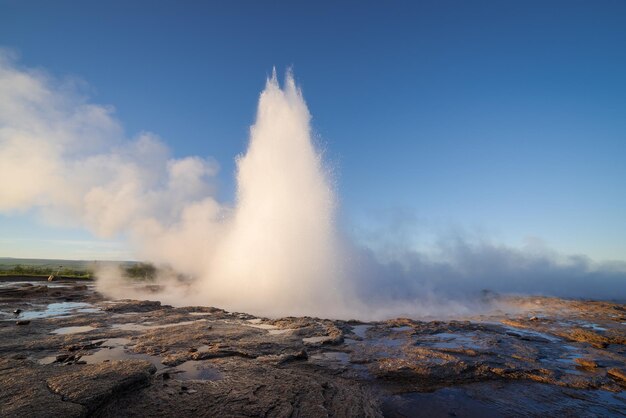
[575, 358, 598, 369]
[46, 360, 156, 413]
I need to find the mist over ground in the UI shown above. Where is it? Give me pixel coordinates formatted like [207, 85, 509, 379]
[1, 52, 625, 319]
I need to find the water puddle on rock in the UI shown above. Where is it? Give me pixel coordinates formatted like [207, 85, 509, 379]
[424, 332, 486, 351]
[51, 325, 96, 335]
[0, 281, 77, 289]
[170, 361, 222, 380]
[502, 326, 561, 343]
[581, 323, 608, 332]
[381, 387, 502, 418]
[351, 325, 372, 339]
[13, 302, 96, 320]
[309, 351, 350, 365]
[78, 338, 166, 370]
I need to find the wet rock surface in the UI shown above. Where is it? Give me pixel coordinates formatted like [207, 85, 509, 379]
[0, 278, 625, 417]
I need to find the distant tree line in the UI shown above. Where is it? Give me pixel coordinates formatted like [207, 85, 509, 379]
[122, 262, 157, 281]
[0, 261, 159, 281]
[0, 265, 90, 278]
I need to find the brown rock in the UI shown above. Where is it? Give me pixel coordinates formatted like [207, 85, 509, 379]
[556, 328, 610, 349]
[46, 360, 156, 413]
[574, 358, 597, 369]
[607, 368, 626, 383]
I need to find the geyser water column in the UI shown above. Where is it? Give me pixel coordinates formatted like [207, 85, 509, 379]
[198, 70, 349, 317]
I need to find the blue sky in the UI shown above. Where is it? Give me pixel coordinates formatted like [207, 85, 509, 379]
[1, 0, 625, 261]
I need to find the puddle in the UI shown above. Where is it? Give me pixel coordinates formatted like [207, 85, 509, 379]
[351, 325, 372, 339]
[0, 281, 69, 289]
[79, 338, 166, 370]
[424, 332, 486, 350]
[581, 323, 607, 332]
[352, 336, 406, 357]
[52, 325, 96, 335]
[502, 326, 561, 343]
[111, 319, 207, 331]
[348, 326, 407, 353]
[171, 361, 222, 380]
[13, 302, 95, 320]
[538, 345, 589, 375]
[378, 338, 405, 348]
[381, 387, 502, 418]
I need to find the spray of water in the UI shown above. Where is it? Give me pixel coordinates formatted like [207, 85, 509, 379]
[97, 69, 354, 318]
[193, 70, 349, 316]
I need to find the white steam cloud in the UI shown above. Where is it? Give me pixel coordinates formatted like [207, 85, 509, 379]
[1, 52, 625, 319]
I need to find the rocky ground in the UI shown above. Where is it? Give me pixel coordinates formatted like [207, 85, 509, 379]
[1, 277, 625, 417]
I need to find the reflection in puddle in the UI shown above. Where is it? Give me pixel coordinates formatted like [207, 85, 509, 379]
[79, 338, 166, 370]
[425, 332, 486, 351]
[378, 338, 404, 348]
[172, 361, 222, 380]
[15, 302, 95, 320]
[502, 326, 561, 343]
[52, 325, 96, 335]
[0, 281, 79, 289]
[382, 387, 502, 418]
[351, 325, 372, 339]
[581, 323, 607, 332]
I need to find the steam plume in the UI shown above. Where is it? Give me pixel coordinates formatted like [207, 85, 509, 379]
[130, 69, 351, 317]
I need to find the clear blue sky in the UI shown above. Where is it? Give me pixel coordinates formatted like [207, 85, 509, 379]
[1, 0, 625, 261]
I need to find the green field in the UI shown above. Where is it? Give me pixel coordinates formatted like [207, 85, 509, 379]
[0, 258, 155, 280]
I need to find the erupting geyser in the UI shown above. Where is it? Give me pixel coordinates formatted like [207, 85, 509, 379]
[198, 70, 349, 316]
[96, 70, 353, 318]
